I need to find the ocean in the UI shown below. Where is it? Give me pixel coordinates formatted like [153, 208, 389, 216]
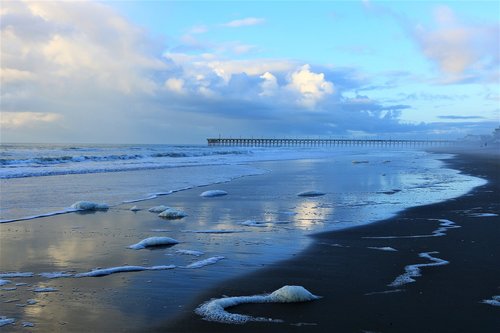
[0, 143, 484, 223]
[0, 143, 487, 331]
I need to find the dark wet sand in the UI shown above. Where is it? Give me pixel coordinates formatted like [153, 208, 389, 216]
[163, 152, 500, 333]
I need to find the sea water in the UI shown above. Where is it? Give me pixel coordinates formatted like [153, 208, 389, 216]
[1, 143, 338, 222]
[0, 143, 487, 331]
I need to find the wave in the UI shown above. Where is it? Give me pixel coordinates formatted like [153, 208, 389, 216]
[0, 150, 250, 167]
[0, 147, 254, 179]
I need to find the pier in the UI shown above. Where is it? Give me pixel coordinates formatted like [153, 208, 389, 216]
[207, 138, 455, 147]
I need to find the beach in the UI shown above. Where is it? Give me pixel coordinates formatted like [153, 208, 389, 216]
[164, 151, 500, 333]
[0, 147, 498, 332]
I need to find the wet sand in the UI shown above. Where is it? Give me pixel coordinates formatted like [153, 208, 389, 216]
[163, 152, 500, 333]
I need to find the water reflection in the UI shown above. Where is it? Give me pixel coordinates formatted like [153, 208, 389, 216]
[0, 151, 485, 332]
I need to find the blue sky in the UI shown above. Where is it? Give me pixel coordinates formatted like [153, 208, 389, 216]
[1, 0, 499, 143]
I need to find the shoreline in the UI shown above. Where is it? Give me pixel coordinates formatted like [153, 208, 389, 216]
[163, 152, 500, 333]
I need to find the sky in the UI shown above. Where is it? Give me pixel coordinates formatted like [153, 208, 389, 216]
[1, 0, 499, 144]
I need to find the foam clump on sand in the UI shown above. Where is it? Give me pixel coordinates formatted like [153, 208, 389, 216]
[239, 220, 268, 227]
[74, 265, 175, 277]
[148, 205, 171, 213]
[481, 295, 500, 307]
[268, 285, 320, 302]
[128, 236, 179, 250]
[0, 272, 34, 278]
[367, 246, 398, 252]
[297, 191, 326, 197]
[195, 285, 320, 324]
[176, 249, 204, 257]
[38, 272, 73, 279]
[0, 317, 15, 327]
[388, 251, 448, 287]
[158, 208, 188, 219]
[70, 201, 109, 211]
[33, 287, 58, 292]
[200, 190, 228, 197]
[0, 279, 11, 286]
[184, 256, 225, 269]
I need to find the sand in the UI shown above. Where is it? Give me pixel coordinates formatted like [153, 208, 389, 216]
[162, 152, 500, 333]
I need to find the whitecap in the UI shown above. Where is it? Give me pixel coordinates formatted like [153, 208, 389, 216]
[184, 256, 225, 269]
[200, 190, 228, 197]
[297, 191, 326, 197]
[74, 265, 175, 277]
[128, 236, 179, 250]
[158, 208, 188, 219]
[195, 285, 320, 324]
[70, 201, 109, 211]
[130, 206, 140, 212]
[388, 252, 448, 287]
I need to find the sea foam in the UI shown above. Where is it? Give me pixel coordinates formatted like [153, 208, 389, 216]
[38, 272, 73, 279]
[0, 317, 15, 327]
[200, 190, 228, 197]
[365, 219, 460, 239]
[195, 285, 320, 324]
[0, 272, 34, 278]
[0, 279, 11, 286]
[158, 208, 188, 219]
[74, 265, 175, 277]
[175, 249, 205, 257]
[297, 191, 326, 197]
[388, 251, 449, 287]
[481, 295, 500, 307]
[148, 205, 171, 213]
[70, 201, 109, 211]
[184, 256, 225, 269]
[33, 287, 58, 292]
[128, 237, 179, 250]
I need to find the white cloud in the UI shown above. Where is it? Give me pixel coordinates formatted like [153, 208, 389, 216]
[222, 17, 265, 28]
[0, 68, 36, 83]
[286, 65, 334, 109]
[413, 5, 499, 83]
[259, 72, 278, 97]
[165, 78, 185, 94]
[0, 111, 62, 129]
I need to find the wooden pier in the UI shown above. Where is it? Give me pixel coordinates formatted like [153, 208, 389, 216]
[207, 138, 455, 147]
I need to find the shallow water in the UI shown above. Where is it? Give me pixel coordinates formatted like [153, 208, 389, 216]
[0, 149, 486, 331]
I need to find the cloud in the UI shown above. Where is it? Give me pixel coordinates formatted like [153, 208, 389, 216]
[0, 111, 62, 129]
[165, 78, 185, 94]
[2, 1, 493, 143]
[286, 65, 334, 109]
[438, 115, 484, 120]
[222, 17, 265, 28]
[412, 6, 499, 84]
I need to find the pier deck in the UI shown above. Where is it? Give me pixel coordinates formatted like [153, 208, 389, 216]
[207, 138, 455, 147]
